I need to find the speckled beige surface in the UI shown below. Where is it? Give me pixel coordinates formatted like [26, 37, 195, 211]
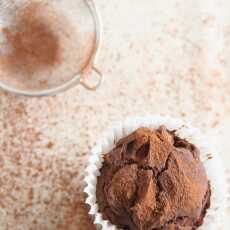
[0, 0, 230, 229]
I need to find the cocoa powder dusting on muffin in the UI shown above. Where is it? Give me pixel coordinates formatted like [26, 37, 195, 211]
[96, 127, 211, 230]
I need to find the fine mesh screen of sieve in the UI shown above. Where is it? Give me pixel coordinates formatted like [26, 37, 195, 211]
[0, 0, 102, 96]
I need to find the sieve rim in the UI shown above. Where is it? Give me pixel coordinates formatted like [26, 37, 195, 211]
[0, 0, 102, 97]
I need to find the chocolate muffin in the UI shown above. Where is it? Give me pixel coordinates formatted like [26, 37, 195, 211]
[96, 126, 211, 230]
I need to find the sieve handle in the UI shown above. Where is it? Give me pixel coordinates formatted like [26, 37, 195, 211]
[80, 66, 103, 91]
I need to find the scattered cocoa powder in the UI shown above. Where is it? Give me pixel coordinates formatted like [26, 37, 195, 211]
[46, 141, 54, 149]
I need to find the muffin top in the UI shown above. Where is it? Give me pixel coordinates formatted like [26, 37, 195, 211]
[96, 126, 211, 230]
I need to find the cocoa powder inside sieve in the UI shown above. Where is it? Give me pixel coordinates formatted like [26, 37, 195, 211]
[0, 2, 61, 77]
[0, 1, 96, 91]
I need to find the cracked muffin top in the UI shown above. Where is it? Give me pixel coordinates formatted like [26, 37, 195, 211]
[96, 126, 211, 230]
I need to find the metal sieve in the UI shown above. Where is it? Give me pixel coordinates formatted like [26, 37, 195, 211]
[0, 0, 103, 96]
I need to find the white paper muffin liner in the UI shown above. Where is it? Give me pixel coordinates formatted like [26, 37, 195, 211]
[84, 116, 229, 230]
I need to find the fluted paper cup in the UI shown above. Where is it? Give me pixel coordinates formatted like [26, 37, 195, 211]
[84, 116, 228, 230]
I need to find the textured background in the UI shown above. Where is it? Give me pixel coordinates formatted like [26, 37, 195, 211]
[0, 0, 230, 229]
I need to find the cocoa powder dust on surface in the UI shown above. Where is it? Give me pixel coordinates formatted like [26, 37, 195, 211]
[0, 2, 61, 77]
